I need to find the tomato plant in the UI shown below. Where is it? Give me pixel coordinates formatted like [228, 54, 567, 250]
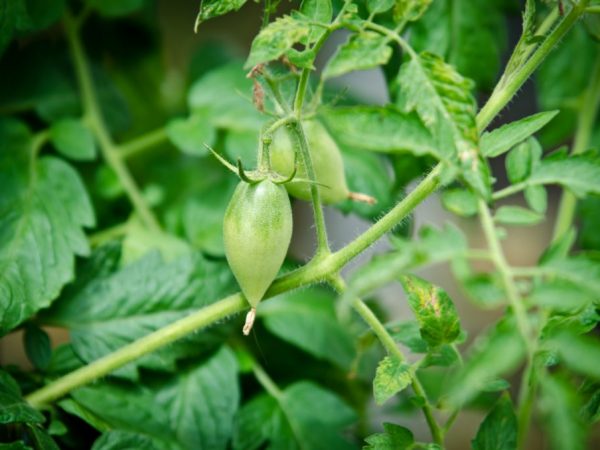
[1, 0, 600, 449]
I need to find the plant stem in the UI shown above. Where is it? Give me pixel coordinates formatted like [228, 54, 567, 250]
[119, 127, 169, 159]
[63, 12, 161, 233]
[252, 361, 283, 399]
[26, 294, 247, 408]
[492, 182, 528, 201]
[88, 222, 129, 247]
[552, 45, 600, 242]
[478, 199, 533, 349]
[587, 5, 600, 13]
[330, 277, 443, 446]
[477, 0, 590, 131]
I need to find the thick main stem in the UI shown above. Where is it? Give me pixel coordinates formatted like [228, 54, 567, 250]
[63, 13, 161, 233]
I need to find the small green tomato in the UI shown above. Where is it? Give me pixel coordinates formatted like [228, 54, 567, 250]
[223, 179, 293, 311]
[271, 120, 351, 204]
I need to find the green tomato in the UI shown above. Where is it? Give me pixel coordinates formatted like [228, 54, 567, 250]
[270, 120, 350, 204]
[223, 179, 293, 307]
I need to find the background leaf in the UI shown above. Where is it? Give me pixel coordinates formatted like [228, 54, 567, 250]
[471, 393, 517, 450]
[0, 119, 94, 335]
[323, 32, 392, 79]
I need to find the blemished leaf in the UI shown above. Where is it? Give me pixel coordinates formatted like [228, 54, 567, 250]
[42, 247, 234, 378]
[72, 346, 239, 450]
[539, 375, 586, 450]
[320, 106, 436, 156]
[259, 288, 355, 369]
[166, 112, 215, 156]
[494, 206, 544, 226]
[233, 382, 357, 450]
[23, 325, 52, 371]
[300, 0, 332, 42]
[505, 139, 542, 184]
[364, 423, 414, 450]
[397, 52, 490, 197]
[244, 15, 311, 69]
[481, 111, 558, 157]
[400, 275, 461, 347]
[194, 0, 247, 29]
[323, 32, 392, 79]
[527, 152, 600, 197]
[0, 119, 95, 335]
[550, 331, 600, 380]
[188, 63, 263, 132]
[441, 188, 478, 217]
[373, 356, 412, 405]
[0, 370, 45, 425]
[472, 393, 517, 450]
[410, 0, 508, 89]
[49, 118, 97, 161]
[447, 318, 526, 406]
[92, 431, 159, 450]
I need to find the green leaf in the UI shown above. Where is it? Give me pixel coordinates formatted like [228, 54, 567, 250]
[472, 393, 517, 450]
[92, 431, 159, 450]
[541, 254, 600, 297]
[524, 185, 547, 214]
[527, 152, 600, 197]
[300, 0, 332, 42]
[579, 196, 600, 251]
[0, 370, 44, 425]
[397, 52, 490, 197]
[494, 206, 544, 226]
[259, 288, 355, 369]
[350, 224, 468, 296]
[337, 146, 395, 219]
[23, 325, 52, 371]
[49, 118, 97, 161]
[505, 138, 542, 184]
[321, 106, 435, 156]
[452, 259, 505, 308]
[188, 63, 263, 132]
[244, 15, 311, 69]
[441, 188, 478, 217]
[0, 119, 95, 335]
[539, 375, 586, 450]
[373, 356, 412, 405]
[364, 423, 414, 450]
[387, 320, 428, 353]
[410, 0, 508, 89]
[447, 318, 526, 406]
[166, 112, 215, 156]
[550, 331, 600, 379]
[86, 0, 146, 17]
[393, 0, 432, 22]
[195, 0, 247, 29]
[367, 0, 395, 14]
[481, 111, 558, 158]
[234, 382, 357, 450]
[42, 247, 234, 378]
[528, 279, 593, 313]
[400, 275, 461, 347]
[323, 32, 392, 79]
[72, 346, 239, 450]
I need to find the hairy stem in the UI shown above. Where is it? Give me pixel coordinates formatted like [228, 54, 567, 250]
[477, 0, 590, 130]
[552, 45, 600, 241]
[63, 12, 161, 233]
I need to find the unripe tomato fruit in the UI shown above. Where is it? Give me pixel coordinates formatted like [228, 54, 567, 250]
[223, 179, 293, 307]
[271, 120, 350, 204]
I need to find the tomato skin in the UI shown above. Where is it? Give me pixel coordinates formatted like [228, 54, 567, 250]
[223, 179, 293, 307]
[271, 120, 350, 204]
